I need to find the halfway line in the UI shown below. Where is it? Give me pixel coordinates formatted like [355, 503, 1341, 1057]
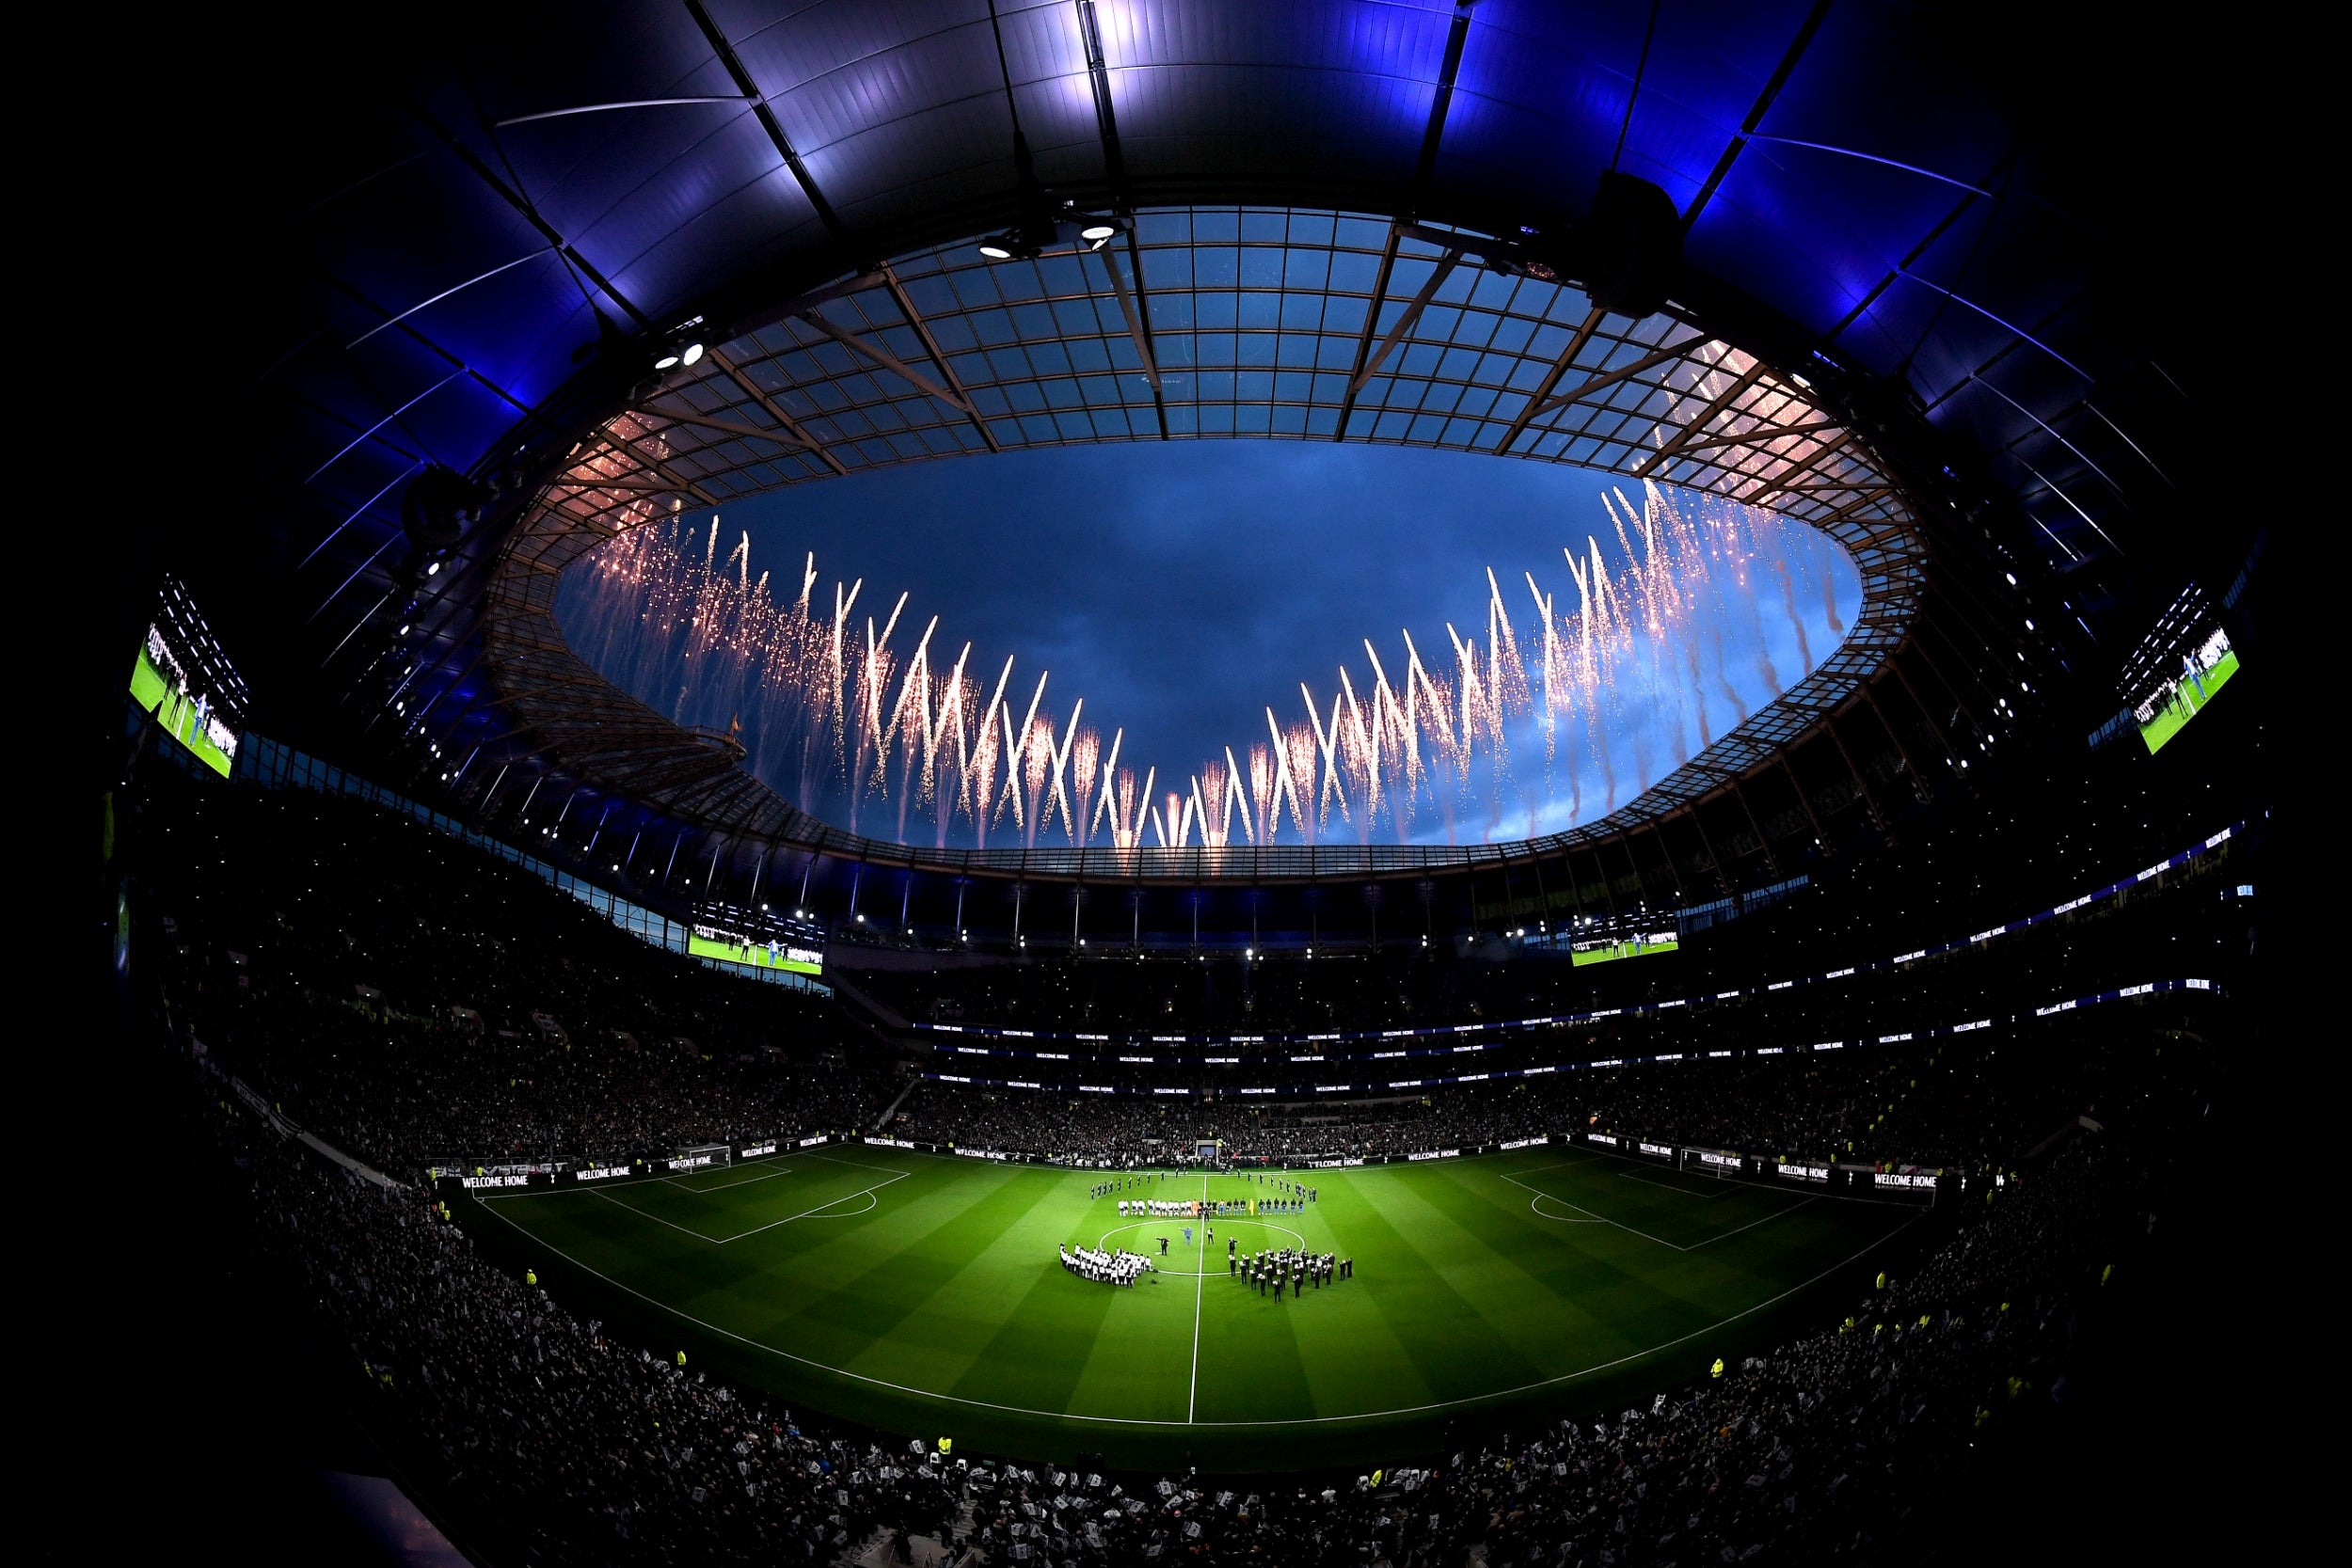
[1187, 1170, 1207, 1422]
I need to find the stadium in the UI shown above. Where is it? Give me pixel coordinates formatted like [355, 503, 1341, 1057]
[82, 4, 2262, 1563]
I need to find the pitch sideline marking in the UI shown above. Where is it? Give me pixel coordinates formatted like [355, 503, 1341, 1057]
[472, 1192, 1921, 1431]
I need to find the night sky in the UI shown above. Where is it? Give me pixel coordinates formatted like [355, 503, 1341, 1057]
[559, 440, 1858, 846]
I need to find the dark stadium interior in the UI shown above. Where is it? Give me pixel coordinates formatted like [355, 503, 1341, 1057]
[66, 4, 2270, 1564]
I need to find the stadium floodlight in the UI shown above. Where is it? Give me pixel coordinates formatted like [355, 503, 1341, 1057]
[977, 238, 1017, 261]
[425, 560, 441, 576]
[1080, 222, 1118, 242]
[655, 351, 681, 371]
[681, 341, 705, 366]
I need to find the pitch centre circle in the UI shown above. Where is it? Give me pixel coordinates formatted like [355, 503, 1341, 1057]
[1091, 1217, 1308, 1276]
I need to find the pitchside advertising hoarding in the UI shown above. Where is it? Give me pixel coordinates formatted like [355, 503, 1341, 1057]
[1562, 1130, 1949, 1196]
[435, 1133, 834, 1192]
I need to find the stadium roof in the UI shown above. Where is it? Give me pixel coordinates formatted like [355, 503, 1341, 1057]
[183, 0, 2207, 899]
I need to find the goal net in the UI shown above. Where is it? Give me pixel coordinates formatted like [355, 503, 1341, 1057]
[674, 1143, 731, 1171]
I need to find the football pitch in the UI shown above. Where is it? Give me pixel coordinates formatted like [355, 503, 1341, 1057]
[469, 1142, 1929, 1469]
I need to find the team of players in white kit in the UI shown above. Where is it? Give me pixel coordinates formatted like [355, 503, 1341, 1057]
[1061, 1173, 1351, 1291]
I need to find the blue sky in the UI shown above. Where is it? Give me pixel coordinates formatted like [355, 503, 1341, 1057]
[559, 440, 1858, 847]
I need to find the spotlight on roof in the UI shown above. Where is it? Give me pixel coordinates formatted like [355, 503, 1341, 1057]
[680, 341, 705, 366]
[1080, 222, 1118, 243]
[977, 237, 1019, 261]
[655, 351, 681, 371]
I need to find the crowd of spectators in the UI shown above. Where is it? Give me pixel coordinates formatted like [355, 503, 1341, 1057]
[890, 1083, 1558, 1164]
[843, 827, 2244, 1043]
[200, 1029, 2160, 1566]
[216, 994, 891, 1172]
[134, 774, 2218, 1563]
[144, 786, 899, 1173]
[886, 1017, 2161, 1171]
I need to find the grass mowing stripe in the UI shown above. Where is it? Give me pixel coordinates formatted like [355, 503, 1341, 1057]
[938, 1209, 1125, 1415]
[1189, 1170, 1206, 1420]
[1246, 1176, 1427, 1423]
[475, 1145, 1938, 1466]
[773, 1164, 1051, 1371]
[1362, 1164, 1613, 1385]
[1316, 1174, 1549, 1407]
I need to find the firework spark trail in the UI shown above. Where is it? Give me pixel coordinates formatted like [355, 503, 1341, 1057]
[1224, 746, 1255, 846]
[1246, 742, 1278, 847]
[1304, 683, 1351, 832]
[1090, 729, 1124, 843]
[562, 492, 1847, 849]
[1198, 754, 1233, 849]
[1071, 725, 1102, 847]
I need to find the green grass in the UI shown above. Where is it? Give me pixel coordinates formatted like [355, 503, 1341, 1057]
[686, 931, 822, 974]
[468, 1143, 1926, 1469]
[130, 644, 233, 777]
[2139, 648, 2239, 753]
[1570, 934, 1678, 965]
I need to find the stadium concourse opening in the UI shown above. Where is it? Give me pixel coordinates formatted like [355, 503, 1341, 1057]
[88, 4, 2263, 1566]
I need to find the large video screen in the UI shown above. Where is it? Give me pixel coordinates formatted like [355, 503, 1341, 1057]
[1570, 931, 1678, 967]
[690, 927, 824, 976]
[2137, 630, 2238, 754]
[129, 584, 246, 779]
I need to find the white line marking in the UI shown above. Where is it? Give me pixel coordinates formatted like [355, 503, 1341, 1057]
[524, 1164, 907, 1245]
[1093, 1217, 1305, 1265]
[1187, 1171, 1206, 1423]
[474, 1194, 1921, 1430]
[1499, 1173, 1821, 1252]
[1616, 1168, 1738, 1200]
[797, 1190, 877, 1219]
[1562, 1140, 1929, 1208]
[662, 1163, 796, 1193]
[581, 1186, 727, 1243]
[1526, 1194, 1606, 1223]
[714, 1170, 910, 1243]
[803, 1148, 918, 1178]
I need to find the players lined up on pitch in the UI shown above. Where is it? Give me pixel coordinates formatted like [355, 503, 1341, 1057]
[1058, 1243, 1153, 1286]
[1099, 1175, 1319, 1219]
[1230, 1242, 1353, 1295]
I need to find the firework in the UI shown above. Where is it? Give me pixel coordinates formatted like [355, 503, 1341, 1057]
[559, 485, 1851, 849]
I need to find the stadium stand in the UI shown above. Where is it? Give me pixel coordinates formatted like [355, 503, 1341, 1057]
[122, 767, 2239, 1564]
[184, 1019, 2196, 1567]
